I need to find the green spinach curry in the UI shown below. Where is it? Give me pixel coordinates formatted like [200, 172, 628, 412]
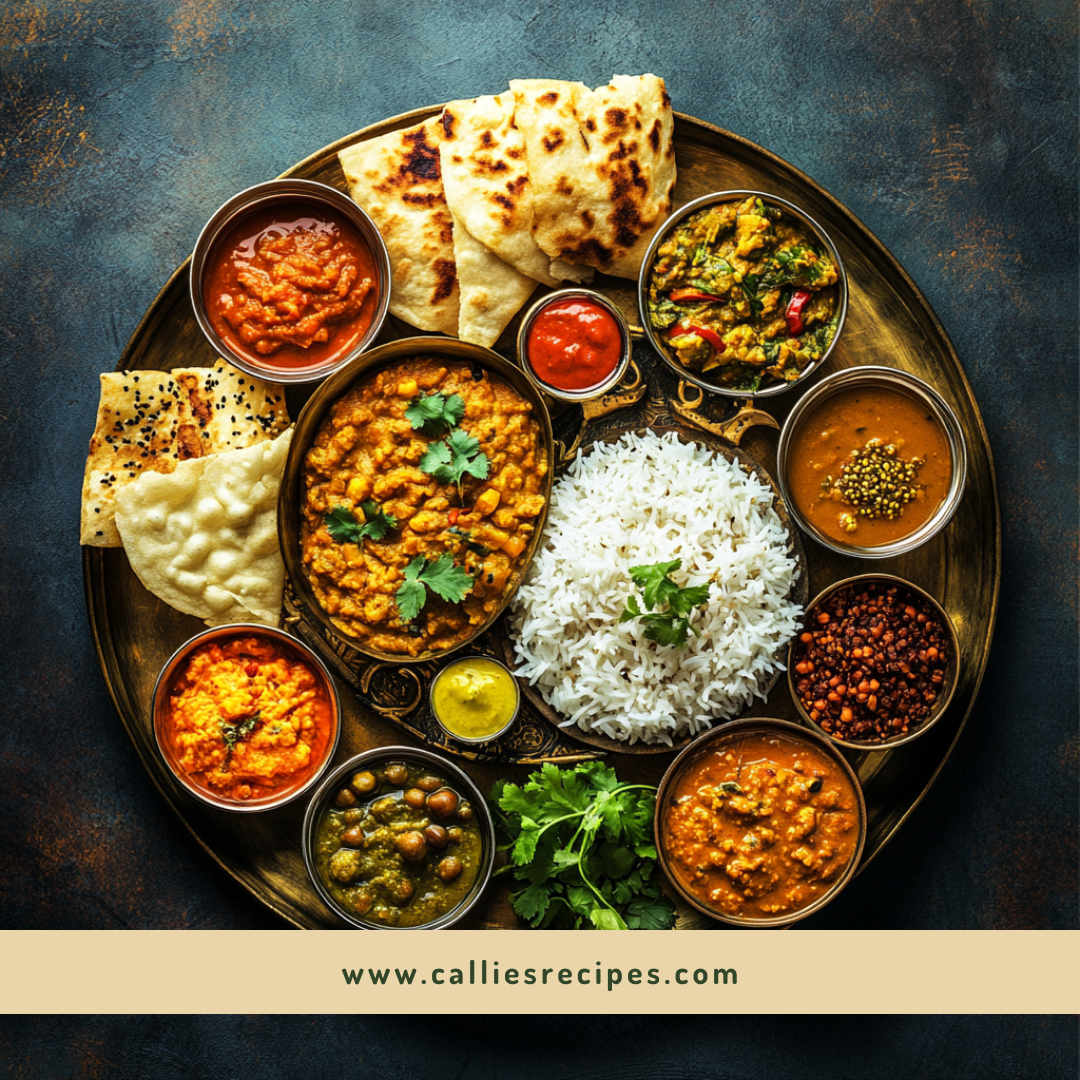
[648, 196, 840, 390]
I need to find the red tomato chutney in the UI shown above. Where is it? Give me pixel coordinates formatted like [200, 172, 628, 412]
[662, 729, 861, 920]
[204, 203, 378, 372]
[525, 297, 623, 391]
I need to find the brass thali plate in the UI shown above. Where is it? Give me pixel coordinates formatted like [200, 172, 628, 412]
[84, 106, 1000, 930]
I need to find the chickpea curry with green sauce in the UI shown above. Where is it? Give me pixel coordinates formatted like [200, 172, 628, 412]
[648, 196, 840, 390]
[302, 357, 548, 656]
[314, 759, 483, 927]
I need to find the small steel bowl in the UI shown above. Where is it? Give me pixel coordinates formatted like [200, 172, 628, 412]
[151, 623, 341, 813]
[788, 573, 960, 752]
[776, 366, 968, 559]
[655, 718, 866, 928]
[301, 746, 496, 930]
[189, 179, 391, 384]
[278, 335, 554, 665]
[516, 288, 633, 402]
[637, 190, 848, 400]
[429, 655, 521, 745]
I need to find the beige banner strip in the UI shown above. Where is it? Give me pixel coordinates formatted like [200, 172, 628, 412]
[2, 930, 1076, 1014]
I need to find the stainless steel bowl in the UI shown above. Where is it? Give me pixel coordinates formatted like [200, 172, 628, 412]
[654, 718, 866, 928]
[776, 366, 968, 559]
[637, 190, 848, 400]
[516, 287, 633, 402]
[151, 623, 341, 813]
[788, 573, 961, 752]
[189, 179, 391, 384]
[301, 746, 496, 929]
[429, 655, 522, 745]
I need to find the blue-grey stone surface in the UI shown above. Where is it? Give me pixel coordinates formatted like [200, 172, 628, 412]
[0, 0, 1076, 1075]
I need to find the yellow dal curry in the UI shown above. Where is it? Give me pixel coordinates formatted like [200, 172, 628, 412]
[301, 357, 548, 656]
[164, 636, 334, 802]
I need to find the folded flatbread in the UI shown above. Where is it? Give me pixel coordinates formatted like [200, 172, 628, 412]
[452, 212, 538, 348]
[439, 94, 591, 287]
[81, 362, 289, 546]
[114, 428, 293, 627]
[338, 118, 459, 335]
[510, 74, 676, 279]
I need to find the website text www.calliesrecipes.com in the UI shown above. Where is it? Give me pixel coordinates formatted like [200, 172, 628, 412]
[342, 959, 736, 992]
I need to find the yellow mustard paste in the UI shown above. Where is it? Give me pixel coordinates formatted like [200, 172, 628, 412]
[431, 657, 518, 741]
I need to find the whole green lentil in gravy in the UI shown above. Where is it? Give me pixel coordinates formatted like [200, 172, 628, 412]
[832, 439, 924, 532]
[313, 760, 483, 926]
[647, 195, 840, 390]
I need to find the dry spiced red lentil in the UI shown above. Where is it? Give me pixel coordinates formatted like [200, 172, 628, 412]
[791, 582, 951, 742]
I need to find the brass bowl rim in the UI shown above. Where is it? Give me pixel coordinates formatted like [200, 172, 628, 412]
[188, 178, 392, 384]
[787, 572, 961, 751]
[654, 717, 867, 928]
[428, 654, 522, 745]
[150, 622, 342, 813]
[516, 287, 633, 402]
[278, 335, 555, 665]
[775, 365, 969, 559]
[300, 745, 496, 930]
[636, 189, 848, 400]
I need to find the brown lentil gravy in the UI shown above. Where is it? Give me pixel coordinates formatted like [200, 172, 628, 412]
[301, 357, 548, 656]
[792, 581, 953, 742]
[663, 729, 860, 921]
[787, 386, 951, 546]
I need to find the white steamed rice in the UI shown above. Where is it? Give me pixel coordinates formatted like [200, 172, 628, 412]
[509, 429, 802, 745]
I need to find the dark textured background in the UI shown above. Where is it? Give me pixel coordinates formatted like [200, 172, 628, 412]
[0, 0, 1076, 1076]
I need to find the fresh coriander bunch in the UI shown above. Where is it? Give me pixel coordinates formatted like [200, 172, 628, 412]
[489, 761, 676, 930]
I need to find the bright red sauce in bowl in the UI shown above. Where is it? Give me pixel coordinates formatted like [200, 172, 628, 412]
[525, 297, 623, 392]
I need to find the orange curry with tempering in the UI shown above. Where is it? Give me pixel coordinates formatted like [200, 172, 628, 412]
[164, 635, 335, 803]
[663, 730, 860, 920]
[205, 202, 378, 371]
[301, 357, 548, 656]
[787, 386, 952, 546]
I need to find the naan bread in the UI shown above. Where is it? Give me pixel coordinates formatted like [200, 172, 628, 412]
[81, 362, 289, 546]
[338, 118, 459, 335]
[114, 428, 293, 627]
[439, 94, 590, 287]
[510, 74, 676, 279]
[452, 212, 538, 347]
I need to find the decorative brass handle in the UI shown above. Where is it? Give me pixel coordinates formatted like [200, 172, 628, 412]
[672, 379, 779, 446]
[558, 359, 648, 464]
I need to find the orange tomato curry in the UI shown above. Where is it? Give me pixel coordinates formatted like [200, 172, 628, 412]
[301, 357, 548, 656]
[164, 636, 334, 802]
[205, 203, 378, 371]
[787, 386, 952, 546]
[663, 730, 860, 920]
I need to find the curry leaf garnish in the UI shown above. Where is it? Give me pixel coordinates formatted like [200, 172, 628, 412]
[420, 427, 489, 495]
[219, 712, 260, 762]
[405, 391, 465, 437]
[324, 502, 398, 544]
[395, 554, 474, 622]
[619, 559, 711, 648]
[489, 762, 676, 931]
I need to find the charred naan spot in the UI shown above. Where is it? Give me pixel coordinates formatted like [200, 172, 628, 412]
[452, 154, 463, 163]
[400, 127, 442, 182]
[542, 130, 565, 153]
[539, 91, 560, 104]
[476, 158, 509, 175]
[432, 258, 456, 303]
[492, 193, 515, 210]
[506, 176, 528, 194]
[661, 86, 671, 108]
[584, 118, 597, 133]
[605, 107, 629, 129]
[176, 424, 203, 461]
[634, 118, 642, 130]
[555, 177, 574, 196]
[580, 210, 595, 227]
[403, 191, 443, 207]
[507, 146, 523, 159]
[607, 139, 638, 162]
[649, 120, 661, 153]
[480, 130, 495, 147]
[561, 237, 613, 264]
[441, 111, 457, 139]
[438, 217, 454, 245]
[629, 159, 647, 191]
